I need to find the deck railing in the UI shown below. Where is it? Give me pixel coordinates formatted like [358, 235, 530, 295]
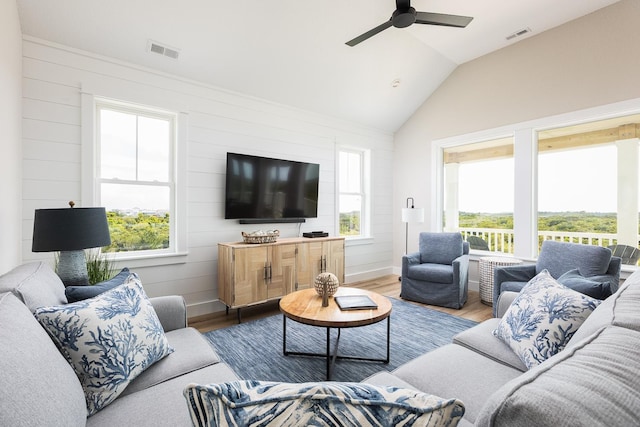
[460, 227, 621, 254]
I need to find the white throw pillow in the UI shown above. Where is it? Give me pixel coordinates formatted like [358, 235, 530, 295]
[184, 381, 465, 427]
[35, 273, 173, 415]
[493, 269, 601, 370]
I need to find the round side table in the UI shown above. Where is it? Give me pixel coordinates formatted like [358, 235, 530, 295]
[479, 256, 523, 306]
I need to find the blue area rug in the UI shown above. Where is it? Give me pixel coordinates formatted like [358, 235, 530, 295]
[203, 298, 477, 383]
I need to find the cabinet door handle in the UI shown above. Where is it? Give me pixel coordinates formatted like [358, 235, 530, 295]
[264, 265, 269, 281]
[268, 264, 272, 282]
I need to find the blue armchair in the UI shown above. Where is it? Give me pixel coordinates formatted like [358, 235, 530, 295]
[493, 240, 621, 316]
[401, 232, 470, 309]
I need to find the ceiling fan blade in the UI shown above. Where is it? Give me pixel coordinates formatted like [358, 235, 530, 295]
[414, 12, 473, 28]
[345, 20, 393, 47]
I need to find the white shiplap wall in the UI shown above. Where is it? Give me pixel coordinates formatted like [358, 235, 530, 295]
[21, 37, 394, 317]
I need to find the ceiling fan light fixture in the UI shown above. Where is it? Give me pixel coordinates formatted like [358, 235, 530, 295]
[345, 1, 473, 47]
[392, 7, 416, 28]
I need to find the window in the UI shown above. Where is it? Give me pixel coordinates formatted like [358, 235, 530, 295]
[442, 137, 515, 253]
[536, 116, 638, 262]
[338, 148, 369, 238]
[435, 104, 640, 266]
[96, 101, 177, 256]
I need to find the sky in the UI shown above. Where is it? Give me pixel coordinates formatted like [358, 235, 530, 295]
[99, 108, 171, 212]
[457, 145, 618, 213]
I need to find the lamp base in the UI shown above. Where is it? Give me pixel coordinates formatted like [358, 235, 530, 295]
[57, 250, 89, 287]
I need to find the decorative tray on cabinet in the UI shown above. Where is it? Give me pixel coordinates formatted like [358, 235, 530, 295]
[241, 230, 280, 244]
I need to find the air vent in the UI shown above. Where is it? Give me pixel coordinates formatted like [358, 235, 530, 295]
[147, 40, 180, 60]
[506, 27, 532, 41]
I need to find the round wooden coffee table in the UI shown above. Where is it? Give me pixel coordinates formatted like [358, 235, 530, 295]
[279, 287, 392, 380]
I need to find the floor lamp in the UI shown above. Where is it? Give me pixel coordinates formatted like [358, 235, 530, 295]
[400, 197, 424, 280]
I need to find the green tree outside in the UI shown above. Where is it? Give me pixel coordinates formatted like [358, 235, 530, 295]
[104, 211, 170, 252]
[340, 211, 360, 236]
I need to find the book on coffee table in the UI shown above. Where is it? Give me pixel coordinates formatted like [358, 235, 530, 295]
[335, 295, 378, 310]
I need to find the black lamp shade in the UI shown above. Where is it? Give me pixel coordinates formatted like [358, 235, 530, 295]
[32, 207, 112, 252]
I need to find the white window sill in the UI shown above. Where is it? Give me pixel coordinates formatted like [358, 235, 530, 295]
[111, 252, 188, 268]
[344, 237, 374, 247]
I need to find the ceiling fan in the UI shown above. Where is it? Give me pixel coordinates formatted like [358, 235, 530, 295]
[345, 0, 473, 47]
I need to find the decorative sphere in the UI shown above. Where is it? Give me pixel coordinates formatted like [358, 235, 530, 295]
[314, 272, 340, 297]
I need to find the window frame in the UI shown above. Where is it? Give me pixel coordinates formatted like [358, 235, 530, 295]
[433, 98, 640, 264]
[82, 95, 188, 267]
[336, 147, 371, 240]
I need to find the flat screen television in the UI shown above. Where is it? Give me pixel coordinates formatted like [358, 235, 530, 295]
[224, 152, 320, 221]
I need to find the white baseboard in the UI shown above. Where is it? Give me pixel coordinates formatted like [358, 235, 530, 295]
[187, 299, 227, 319]
[345, 267, 396, 284]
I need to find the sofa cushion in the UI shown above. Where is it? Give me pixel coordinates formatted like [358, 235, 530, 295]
[86, 363, 240, 427]
[453, 319, 527, 372]
[0, 261, 67, 311]
[420, 232, 463, 265]
[184, 381, 465, 427]
[0, 292, 87, 426]
[34, 273, 174, 416]
[610, 270, 640, 332]
[391, 343, 522, 423]
[65, 267, 130, 302]
[493, 270, 600, 370]
[408, 263, 454, 283]
[567, 270, 640, 348]
[556, 268, 611, 299]
[122, 327, 221, 396]
[475, 326, 640, 427]
[535, 240, 612, 278]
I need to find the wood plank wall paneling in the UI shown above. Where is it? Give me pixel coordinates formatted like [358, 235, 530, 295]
[20, 37, 395, 317]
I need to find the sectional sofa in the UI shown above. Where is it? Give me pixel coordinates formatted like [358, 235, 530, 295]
[2, 260, 639, 426]
[366, 268, 640, 426]
[0, 262, 239, 426]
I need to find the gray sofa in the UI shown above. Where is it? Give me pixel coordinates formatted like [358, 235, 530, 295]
[4, 260, 640, 426]
[0, 262, 240, 426]
[366, 268, 640, 426]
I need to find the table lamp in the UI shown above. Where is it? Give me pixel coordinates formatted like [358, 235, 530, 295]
[32, 201, 111, 287]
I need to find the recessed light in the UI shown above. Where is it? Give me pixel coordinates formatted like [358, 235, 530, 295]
[391, 79, 401, 88]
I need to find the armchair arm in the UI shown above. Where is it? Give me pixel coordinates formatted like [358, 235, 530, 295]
[149, 295, 188, 332]
[402, 252, 421, 278]
[603, 256, 622, 293]
[452, 254, 470, 286]
[493, 263, 536, 316]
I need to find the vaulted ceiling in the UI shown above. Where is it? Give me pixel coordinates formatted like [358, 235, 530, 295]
[17, 0, 620, 132]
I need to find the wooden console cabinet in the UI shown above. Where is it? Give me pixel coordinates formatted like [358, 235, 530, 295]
[218, 236, 345, 321]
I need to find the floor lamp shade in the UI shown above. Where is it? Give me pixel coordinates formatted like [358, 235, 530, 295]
[32, 205, 111, 287]
[401, 207, 425, 224]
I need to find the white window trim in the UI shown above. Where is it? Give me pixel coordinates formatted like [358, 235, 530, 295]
[81, 93, 188, 267]
[433, 97, 640, 261]
[336, 146, 371, 240]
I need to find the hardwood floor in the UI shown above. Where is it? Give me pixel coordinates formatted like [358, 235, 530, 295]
[190, 275, 493, 333]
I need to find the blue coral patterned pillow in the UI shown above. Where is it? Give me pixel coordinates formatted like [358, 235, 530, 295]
[183, 381, 465, 427]
[493, 269, 601, 370]
[34, 273, 173, 415]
